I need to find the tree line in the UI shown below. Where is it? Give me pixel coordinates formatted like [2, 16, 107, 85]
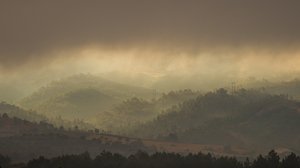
[1, 150, 300, 168]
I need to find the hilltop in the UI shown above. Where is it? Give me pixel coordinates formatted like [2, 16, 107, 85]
[17, 74, 155, 127]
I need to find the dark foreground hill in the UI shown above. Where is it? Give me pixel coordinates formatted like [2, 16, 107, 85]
[0, 114, 149, 163]
[0, 113, 255, 163]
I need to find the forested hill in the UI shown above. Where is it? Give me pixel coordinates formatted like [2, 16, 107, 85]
[17, 73, 201, 133]
[130, 88, 300, 153]
[19, 74, 154, 111]
[238, 78, 300, 100]
[17, 74, 155, 122]
[0, 114, 151, 163]
[0, 113, 57, 137]
[0, 101, 47, 122]
[262, 79, 300, 100]
[92, 89, 201, 133]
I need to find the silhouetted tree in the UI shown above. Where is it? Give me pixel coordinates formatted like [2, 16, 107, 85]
[1, 113, 8, 118]
[12, 150, 300, 168]
[0, 154, 10, 168]
[267, 150, 280, 168]
[281, 152, 300, 168]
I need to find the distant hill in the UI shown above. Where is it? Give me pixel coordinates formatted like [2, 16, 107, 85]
[240, 78, 300, 100]
[24, 88, 117, 119]
[92, 90, 202, 133]
[262, 79, 300, 100]
[155, 89, 202, 111]
[129, 88, 300, 153]
[0, 101, 95, 131]
[18, 75, 201, 133]
[18, 74, 154, 119]
[19, 74, 154, 106]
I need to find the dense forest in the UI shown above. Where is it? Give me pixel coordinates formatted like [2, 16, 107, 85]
[1, 150, 300, 168]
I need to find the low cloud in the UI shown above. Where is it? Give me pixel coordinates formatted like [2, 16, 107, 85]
[0, 0, 300, 70]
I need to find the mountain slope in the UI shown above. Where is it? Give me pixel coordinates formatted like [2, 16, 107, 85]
[18, 74, 155, 119]
[27, 88, 116, 119]
[0, 115, 149, 163]
[19, 74, 154, 110]
[92, 90, 202, 133]
[0, 101, 47, 122]
[242, 78, 300, 100]
[129, 89, 300, 152]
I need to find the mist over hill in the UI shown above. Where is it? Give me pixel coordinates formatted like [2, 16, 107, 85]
[0, 102, 47, 122]
[2, 1, 300, 167]
[11, 74, 300, 153]
[93, 90, 201, 133]
[19, 74, 154, 109]
[0, 101, 96, 131]
[17, 74, 202, 133]
[17, 74, 154, 127]
[129, 89, 300, 153]
[2, 73, 300, 160]
[251, 79, 300, 100]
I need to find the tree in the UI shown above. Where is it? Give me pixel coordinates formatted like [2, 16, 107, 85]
[94, 128, 100, 134]
[216, 88, 228, 96]
[1, 113, 8, 118]
[281, 153, 300, 168]
[267, 150, 280, 168]
[0, 154, 10, 168]
[252, 155, 268, 168]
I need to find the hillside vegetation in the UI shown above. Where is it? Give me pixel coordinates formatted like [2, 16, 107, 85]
[0, 114, 149, 163]
[241, 78, 300, 100]
[129, 89, 300, 153]
[0, 102, 47, 122]
[92, 90, 201, 133]
[18, 75, 201, 132]
[12, 75, 300, 153]
[18, 74, 154, 115]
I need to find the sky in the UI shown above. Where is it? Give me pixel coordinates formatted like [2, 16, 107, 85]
[1, 0, 300, 99]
